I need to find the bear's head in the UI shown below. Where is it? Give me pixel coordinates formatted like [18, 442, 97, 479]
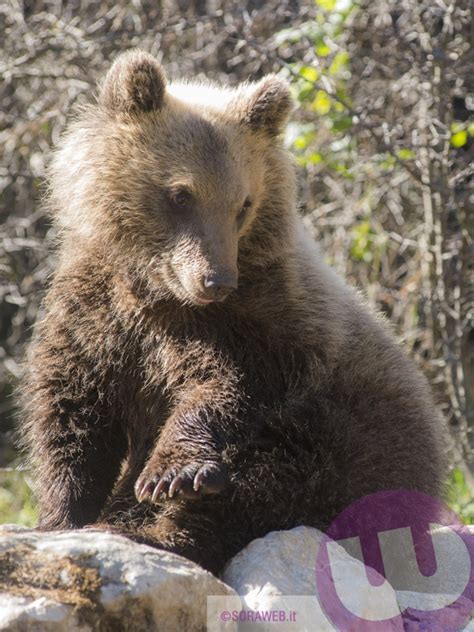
[50, 50, 297, 306]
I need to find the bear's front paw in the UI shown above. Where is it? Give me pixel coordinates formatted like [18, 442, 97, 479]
[134, 460, 228, 503]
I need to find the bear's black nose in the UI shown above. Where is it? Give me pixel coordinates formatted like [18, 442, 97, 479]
[201, 273, 238, 301]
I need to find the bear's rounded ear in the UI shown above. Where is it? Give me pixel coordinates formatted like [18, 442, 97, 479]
[100, 50, 166, 117]
[239, 75, 292, 135]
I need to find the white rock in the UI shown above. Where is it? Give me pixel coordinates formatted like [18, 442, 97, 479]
[392, 525, 474, 632]
[222, 525, 474, 632]
[1, 524, 471, 632]
[221, 526, 401, 631]
[0, 526, 237, 632]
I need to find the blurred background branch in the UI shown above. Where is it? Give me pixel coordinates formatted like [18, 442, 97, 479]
[0, 0, 472, 523]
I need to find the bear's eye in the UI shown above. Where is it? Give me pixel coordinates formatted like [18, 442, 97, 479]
[237, 197, 252, 223]
[170, 188, 191, 208]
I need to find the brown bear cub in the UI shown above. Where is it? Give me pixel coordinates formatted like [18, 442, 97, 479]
[20, 50, 447, 574]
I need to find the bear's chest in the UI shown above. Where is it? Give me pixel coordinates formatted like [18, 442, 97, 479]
[138, 312, 314, 408]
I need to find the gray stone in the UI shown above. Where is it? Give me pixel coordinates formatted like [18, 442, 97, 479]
[1, 524, 472, 631]
[222, 526, 401, 631]
[0, 526, 236, 632]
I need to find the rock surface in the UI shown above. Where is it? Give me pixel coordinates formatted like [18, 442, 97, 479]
[222, 524, 474, 632]
[1, 524, 472, 631]
[0, 526, 237, 632]
[222, 525, 401, 631]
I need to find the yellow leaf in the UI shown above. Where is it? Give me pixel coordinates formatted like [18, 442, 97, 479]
[294, 137, 308, 150]
[329, 51, 349, 75]
[315, 0, 337, 10]
[450, 130, 467, 148]
[311, 90, 331, 115]
[299, 66, 319, 82]
[397, 148, 416, 160]
[315, 42, 331, 57]
[308, 153, 322, 164]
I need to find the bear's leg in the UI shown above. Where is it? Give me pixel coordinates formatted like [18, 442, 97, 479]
[99, 445, 329, 575]
[21, 332, 129, 530]
[105, 394, 446, 575]
[103, 495, 246, 575]
[32, 413, 128, 530]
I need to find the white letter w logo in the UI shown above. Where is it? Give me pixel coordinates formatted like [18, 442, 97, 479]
[328, 524, 471, 619]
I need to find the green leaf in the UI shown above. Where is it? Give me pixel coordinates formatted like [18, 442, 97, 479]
[380, 155, 396, 170]
[350, 220, 381, 260]
[453, 468, 464, 487]
[308, 152, 323, 164]
[315, 42, 331, 57]
[299, 66, 319, 82]
[315, 0, 337, 10]
[450, 130, 467, 148]
[311, 90, 331, 115]
[329, 51, 349, 75]
[294, 136, 308, 150]
[298, 82, 317, 102]
[0, 472, 37, 527]
[449, 468, 474, 524]
[331, 116, 353, 132]
[397, 148, 416, 160]
[274, 27, 302, 46]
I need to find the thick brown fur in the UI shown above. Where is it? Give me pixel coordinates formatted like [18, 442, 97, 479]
[19, 50, 448, 575]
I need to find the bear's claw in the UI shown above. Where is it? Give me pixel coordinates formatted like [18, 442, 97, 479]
[135, 461, 227, 503]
